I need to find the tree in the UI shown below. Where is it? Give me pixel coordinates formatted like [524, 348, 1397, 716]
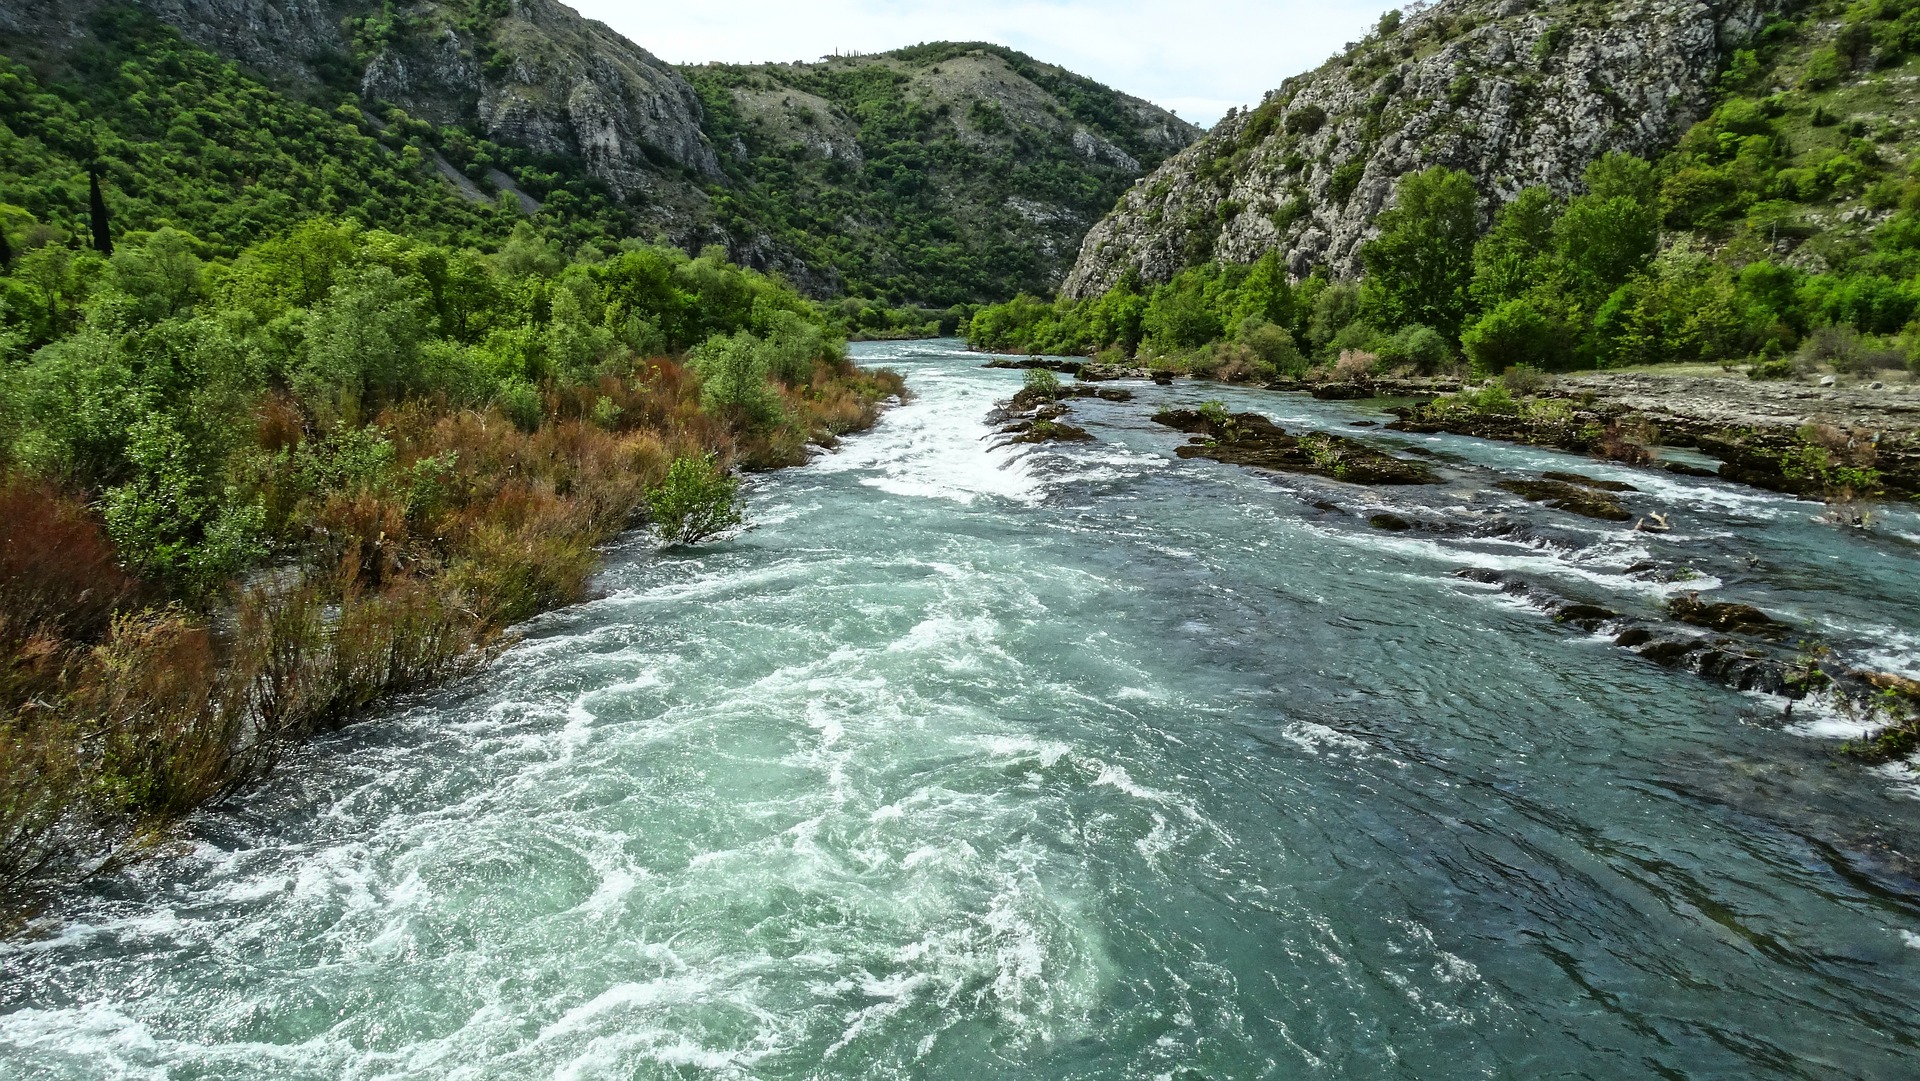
[300, 264, 427, 414]
[88, 167, 113, 257]
[1470, 187, 1562, 311]
[1461, 297, 1569, 374]
[647, 454, 743, 546]
[688, 331, 781, 429]
[1555, 154, 1660, 305]
[1359, 167, 1481, 338]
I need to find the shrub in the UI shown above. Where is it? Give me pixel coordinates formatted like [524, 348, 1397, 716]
[495, 379, 543, 433]
[647, 454, 743, 547]
[689, 332, 782, 430]
[0, 478, 138, 648]
[1238, 318, 1308, 376]
[1334, 349, 1379, 381]
[1377, 324, 1453, 374]
[1462, 298, 1566, 375]
[1501, 363, 1551, 396]
[1023, 368, 1062, 398]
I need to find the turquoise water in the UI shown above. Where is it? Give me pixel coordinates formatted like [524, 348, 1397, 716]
[4, 339, 1919, 1079]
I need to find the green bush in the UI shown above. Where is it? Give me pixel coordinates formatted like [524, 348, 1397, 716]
[1022, 368, 1062, 397]
[647, 454, 744, 547]
[1462, 298, 1565, 375]
[689, 331, 783, 430]
[495, 379, 543, 433]
[1377, 324, 1454, 373]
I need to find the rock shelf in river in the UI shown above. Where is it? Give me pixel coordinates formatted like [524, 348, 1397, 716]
[1152, 408, 1441, 486]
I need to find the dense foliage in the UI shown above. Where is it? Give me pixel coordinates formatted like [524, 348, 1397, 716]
[0, 10, 637, 260]
[684, 44, 1189, 306]
[971, 1, 1920, 380]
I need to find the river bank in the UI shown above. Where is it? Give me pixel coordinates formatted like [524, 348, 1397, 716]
[0, 359, 905, 931]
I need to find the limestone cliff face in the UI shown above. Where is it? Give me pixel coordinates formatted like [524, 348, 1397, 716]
[1063, 0, 1799, 298]
[358, 0, 720, 201]
[1, 0, 719, 209]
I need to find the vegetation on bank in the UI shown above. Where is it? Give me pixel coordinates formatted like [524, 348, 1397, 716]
[0, 212, 901, 909]
[970, 1, 1920, 384]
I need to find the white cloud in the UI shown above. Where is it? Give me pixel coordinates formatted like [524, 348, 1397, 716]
[568, 0, 1395, 128]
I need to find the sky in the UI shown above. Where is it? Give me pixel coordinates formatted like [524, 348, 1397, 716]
[569, 1, 1397, 128]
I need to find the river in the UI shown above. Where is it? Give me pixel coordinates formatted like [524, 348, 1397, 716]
[4, 339, 1919, 1079]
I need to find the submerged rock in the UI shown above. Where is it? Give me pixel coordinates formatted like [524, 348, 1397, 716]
[1542, 471, 1639, 493]
[1001, 419, 1094, 444]
[1153, 409, 1440, 486]
[1368, 512, 1413, 531]
[985, 357, 1085, 375]
[1079, 364, 1154, 382]
[1668, 594, 1789, 639]
[1495, 479, 1632, 522]
[1066, 385, 1136, 402]
[1554, 604, 1619, 629]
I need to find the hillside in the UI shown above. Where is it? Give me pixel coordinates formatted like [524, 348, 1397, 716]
[684, 44, 1200, 304]
[1065, 0, 1800, 296]
[0, 2, 1197, 305]
[975, 0, 1920, 394]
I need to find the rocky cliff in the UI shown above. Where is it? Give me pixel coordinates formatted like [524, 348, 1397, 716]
[1063, 0, 1800, 298]
[1, 0, 721, 224]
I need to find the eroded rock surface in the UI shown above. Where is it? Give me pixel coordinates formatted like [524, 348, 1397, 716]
[1154, 409, 1440, 485]
[1064, 0, 1792, 296]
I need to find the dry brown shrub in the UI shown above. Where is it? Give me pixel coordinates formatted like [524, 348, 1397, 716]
[0, 478, 140, 646]
[1334, 350, 1378, 381]
[0, 711, 85, 898]
[312, 491, 411, 590]
[77, 611, 251, 820]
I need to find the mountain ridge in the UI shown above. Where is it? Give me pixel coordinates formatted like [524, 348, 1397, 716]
[1063, 0, 1799, 298]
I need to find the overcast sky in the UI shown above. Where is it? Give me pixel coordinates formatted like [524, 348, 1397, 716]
[569, 1, 1396, 128]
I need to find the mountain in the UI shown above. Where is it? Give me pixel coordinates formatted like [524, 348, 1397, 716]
[0, 1, 1198, 304]
[683, 44, 1200, 303]
[1063, 0, 1797, 298]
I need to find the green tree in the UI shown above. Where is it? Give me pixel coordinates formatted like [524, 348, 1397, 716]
[689, 331, 781, 429]
[1470, 187, 1561, 311]
[1555, 154, 1660, 306]
[1359, 167, 1481, 338]
[299, 264, 427, 415]
[647, 454, 744, 546]
[1461, 298, 1569, 374]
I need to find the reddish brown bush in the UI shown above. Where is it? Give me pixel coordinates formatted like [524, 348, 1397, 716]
[0, 477, 139, 646]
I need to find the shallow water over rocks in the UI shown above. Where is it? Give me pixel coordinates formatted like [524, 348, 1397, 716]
[3, 340, 1918, 1080]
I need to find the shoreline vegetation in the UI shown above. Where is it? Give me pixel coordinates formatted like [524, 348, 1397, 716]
[0, 218, 903, 926]
[967, 149, 1920, 506]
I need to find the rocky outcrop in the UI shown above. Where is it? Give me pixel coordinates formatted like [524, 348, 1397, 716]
[1063, 0, 1797, 297]
[2, 0, 720, 217]
[1153, 408, 1440, 485]
[688, 44, 1200, 298]
[359, 0, 721, 201]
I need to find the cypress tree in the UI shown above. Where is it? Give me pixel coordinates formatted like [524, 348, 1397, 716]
[88, 166, 113, 256]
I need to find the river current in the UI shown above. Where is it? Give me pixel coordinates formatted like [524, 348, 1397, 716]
[4, 340, 1919, 1079]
